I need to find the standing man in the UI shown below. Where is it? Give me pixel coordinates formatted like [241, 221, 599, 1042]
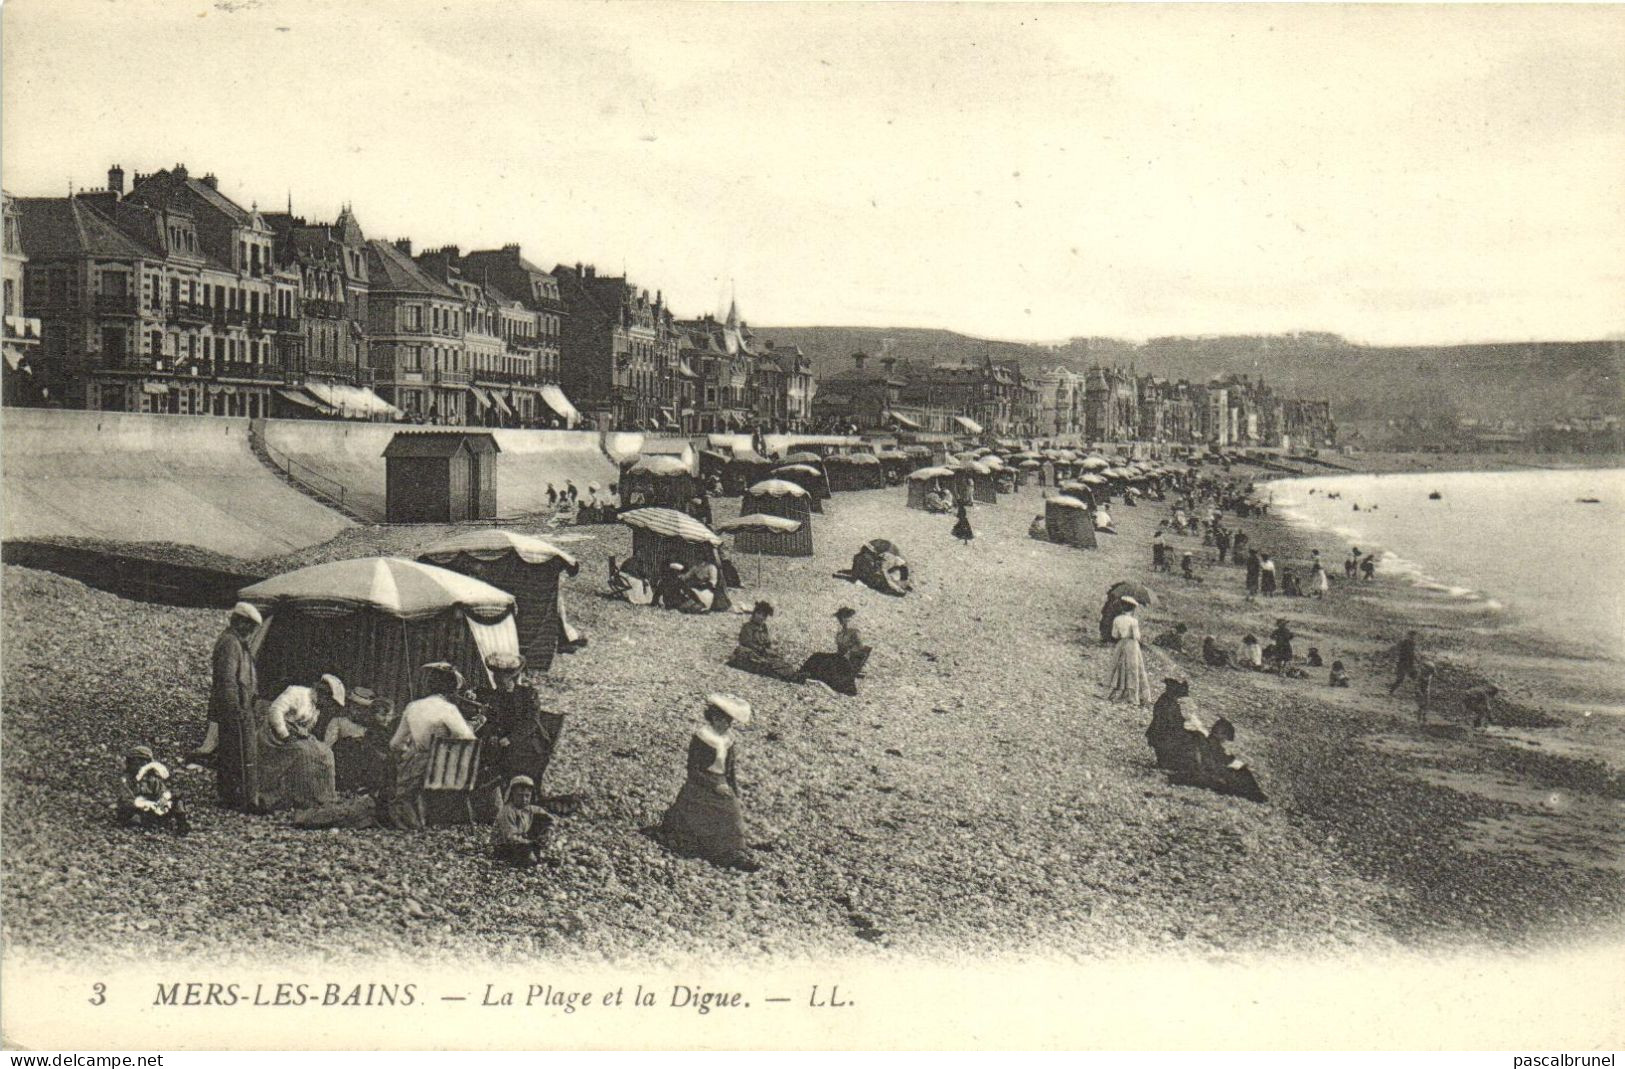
[1388, 631, 1420, 695]
[205, 602, 261, 809]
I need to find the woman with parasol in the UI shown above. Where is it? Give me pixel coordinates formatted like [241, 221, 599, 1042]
[1104, 597, 1154, 707]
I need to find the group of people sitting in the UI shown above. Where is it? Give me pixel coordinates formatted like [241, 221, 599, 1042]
[607, 552, 737, 613]
[728, 600, 873, 697]
[543, 481, 620, 526]
[159, 601, 578, 843]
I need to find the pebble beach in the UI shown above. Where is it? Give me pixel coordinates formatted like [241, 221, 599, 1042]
[3, 473, 1622, 966]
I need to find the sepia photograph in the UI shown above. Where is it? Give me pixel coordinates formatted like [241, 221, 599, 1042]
[1, 0, 1622, 1054]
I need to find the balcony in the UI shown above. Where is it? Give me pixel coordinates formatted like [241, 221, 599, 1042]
[224, 308, 247, 327]
[167, 301, 208, 325]
[305, 360, 374, 385]
[247, 314, 269, 335]
[275, 315, 300, 333]
[212, 359, 285, 382]
[433, 369, 471, 385]
[94, 293, 140, 316]
[301, 298, 345, 319]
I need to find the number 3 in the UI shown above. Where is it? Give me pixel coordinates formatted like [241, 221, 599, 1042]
[89, 983, 106, 1006]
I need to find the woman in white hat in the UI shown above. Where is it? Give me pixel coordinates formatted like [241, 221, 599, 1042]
[1104, 596, 1154, 707]
[659, 694, 758, 871]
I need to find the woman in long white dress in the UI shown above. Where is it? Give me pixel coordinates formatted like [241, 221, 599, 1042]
[1105, 597, 1154, 706]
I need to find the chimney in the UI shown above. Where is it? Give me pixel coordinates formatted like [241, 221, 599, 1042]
[107, 164, 125, 196]
[852, 352, 868, 370]
[503, 243, 520, 253]
[174, 163, 188, 178]
[575, 262, 583, 276]
[201, 173, 219, 190]
[585, 265, 596, 279]
[881, 356, 896, 372]
[394, 238, 413, 255]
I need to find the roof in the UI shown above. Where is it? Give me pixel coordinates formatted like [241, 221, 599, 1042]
[382, 431, 501, 458]
[15, 197, 157, 261]
[367, 240, 459, 298]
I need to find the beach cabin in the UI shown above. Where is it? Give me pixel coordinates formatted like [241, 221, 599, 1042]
[383, 431, 499, 523]
[739, 479, 815, 555]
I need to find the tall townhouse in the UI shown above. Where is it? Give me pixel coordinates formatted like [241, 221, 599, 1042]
[365, 239, 469, 424]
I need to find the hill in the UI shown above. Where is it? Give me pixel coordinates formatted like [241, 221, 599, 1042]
[756, 327, 1625, 426]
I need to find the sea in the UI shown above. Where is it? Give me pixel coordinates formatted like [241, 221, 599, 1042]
[1268, 467, 1625, 661]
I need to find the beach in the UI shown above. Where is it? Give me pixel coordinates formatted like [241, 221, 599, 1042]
[2, 474, 1622, 966]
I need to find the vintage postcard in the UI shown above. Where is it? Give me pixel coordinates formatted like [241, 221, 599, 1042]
[2, 0, 1622, 1053]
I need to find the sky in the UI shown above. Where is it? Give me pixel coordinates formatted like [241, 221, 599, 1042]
[3, 0, 1622, 345]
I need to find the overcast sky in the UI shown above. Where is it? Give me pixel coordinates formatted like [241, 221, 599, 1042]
[4, 1, 1622, 345]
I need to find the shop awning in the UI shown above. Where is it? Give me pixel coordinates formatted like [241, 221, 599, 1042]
[889, 411, 922, 430]
[540, 384, 579, 425]
[677, 360, 698, 379]
[489, 390, 514, 417]
[953, 415, 984, 434]
[278, 388, 339, 415]
[141, 381, 171, 395]
[468, 385, 493, 410]
[306, 381, 404, 420]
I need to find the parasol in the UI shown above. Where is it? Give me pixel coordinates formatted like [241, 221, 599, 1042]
[1107, 579, 1156, 607]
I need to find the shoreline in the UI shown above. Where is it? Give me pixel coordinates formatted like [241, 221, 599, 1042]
[1303, 450, 1625, 477]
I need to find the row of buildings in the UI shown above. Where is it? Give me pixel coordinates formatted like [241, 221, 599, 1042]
[812, 354, 1336, 448]
[0, 163, 815, 432]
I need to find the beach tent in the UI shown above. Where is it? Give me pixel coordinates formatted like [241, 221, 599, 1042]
[416, 530, 579, 672]
[240, 557, 519, 713]
[875, 449, 914, 484]
[618, 507, 726, 577]
[738, 479, 815, 556]
[847, 452, 886, 489]
[724, 447, 775, 494]
[960, 460, 998, 504]
[907, 466, 956, 509]
[851, 538, 911, 596]
[1045, 495, 1098, 549]
[716, 513, 807, 569]
[772, 463, 829, 509]
[621, 454, 704, 511]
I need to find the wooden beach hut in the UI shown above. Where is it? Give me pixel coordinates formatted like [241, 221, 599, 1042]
[383, 431, 499, 523]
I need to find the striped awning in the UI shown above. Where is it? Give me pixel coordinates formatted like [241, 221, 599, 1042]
[278, 387, 338, 415]
[419, 529, 578, 570]
[540, 384, 579, 424]
[889, 411, 922, 430]
[618, 507, 722, 545]
[953, 415, 984, 434]
[489, 390, 514, 417]
[469, 385, 493, 410]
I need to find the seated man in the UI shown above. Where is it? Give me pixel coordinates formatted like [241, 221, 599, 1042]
[728, 601, 795, 679]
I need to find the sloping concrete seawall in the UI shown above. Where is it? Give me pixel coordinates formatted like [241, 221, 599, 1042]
[259, 419, 620, 520]
[2, 409, 354, 559]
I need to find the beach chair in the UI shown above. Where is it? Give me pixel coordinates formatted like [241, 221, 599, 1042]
[423, 736, 485, 825]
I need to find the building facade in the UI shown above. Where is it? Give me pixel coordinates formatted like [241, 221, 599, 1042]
[365, 238, 469, 424]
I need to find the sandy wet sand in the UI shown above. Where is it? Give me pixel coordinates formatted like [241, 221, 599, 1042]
[2, 472, 1620, 965]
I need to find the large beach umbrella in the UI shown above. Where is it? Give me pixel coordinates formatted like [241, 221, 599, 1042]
[618, 507, 721, 544]
[1107, 579, 1156, 607]
[240, 557, 519, 710]
[1082, 456, 1109, 469]
[781, 451, 823, 466]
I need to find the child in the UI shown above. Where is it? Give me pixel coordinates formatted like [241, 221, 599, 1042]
[1240, 634, 1263, 670]
[1329, 660, 1351, 688]
[492, 775, 554, 868]
[1463, 685, 1499, 729]
[1305, 647, 1324, 668]
[1180, 551, 1200, 582]
[114, 747, 190, 836]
